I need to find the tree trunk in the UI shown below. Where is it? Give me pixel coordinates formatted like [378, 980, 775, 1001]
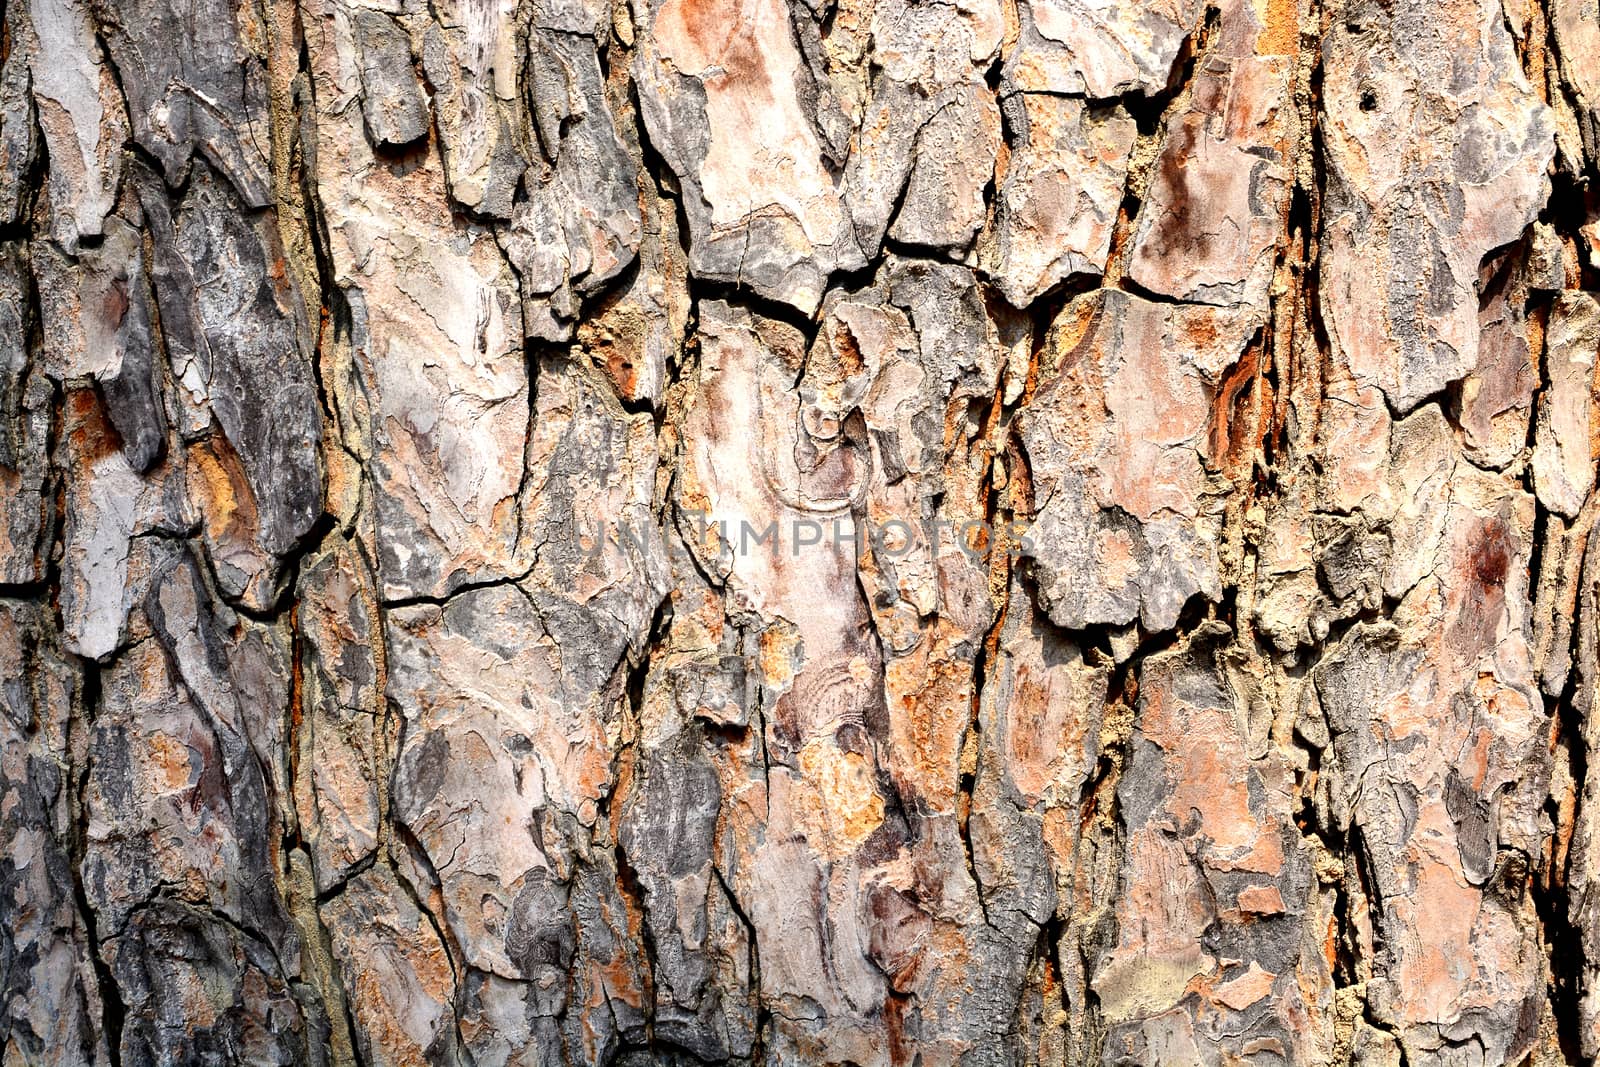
[0, 0, 1596, 1062]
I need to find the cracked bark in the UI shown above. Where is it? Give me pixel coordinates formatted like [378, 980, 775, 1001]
[2, 0, 1599, 1063]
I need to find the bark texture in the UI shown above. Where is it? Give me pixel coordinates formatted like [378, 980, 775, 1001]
[0, 0, 1597, 1063]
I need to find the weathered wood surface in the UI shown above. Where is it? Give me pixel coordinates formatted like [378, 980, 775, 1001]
[0, 0, 1598, 1062]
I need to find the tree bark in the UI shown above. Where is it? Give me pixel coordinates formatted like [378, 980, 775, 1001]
[0, 0, 1596, 1063]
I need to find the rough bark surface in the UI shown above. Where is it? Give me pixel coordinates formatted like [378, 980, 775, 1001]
[1, 0, 1599, 1063]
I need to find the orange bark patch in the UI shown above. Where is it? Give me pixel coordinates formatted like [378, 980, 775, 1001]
[1258, 0, 1299, 57]
[1238, 883, 1286, 915]
[188, 435, 262, 545]
[66, 388, 122, 464]
[1209, 344, 1263, 474]
[794, 739, 886, 858]
[1212, 962, 1276, 1010]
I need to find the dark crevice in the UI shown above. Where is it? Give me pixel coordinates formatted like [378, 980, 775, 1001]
[386, 820, 477, 1067]
[312, 849, 382, 907]
[681, 271, 824, 342]
[67, 660, 127, 1067]
[378, 566, 539, 611]
[1534, 566, 1589, 1063]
